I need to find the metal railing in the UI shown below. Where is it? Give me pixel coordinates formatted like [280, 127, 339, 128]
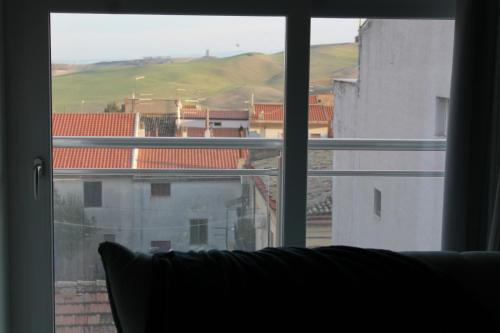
[52, 137, 446, 177]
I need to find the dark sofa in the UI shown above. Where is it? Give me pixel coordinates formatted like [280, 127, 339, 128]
[99, 242, 500, 332]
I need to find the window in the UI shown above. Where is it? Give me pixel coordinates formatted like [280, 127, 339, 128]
[190, 219, 208, 245]
[374, 188, 382, 218]
[151, 183, 171, 197]
[436, 97, 449, 137]
[83, 181, 102, 207]
[150, 240, 171, 252]
[10, 2, 457, 333]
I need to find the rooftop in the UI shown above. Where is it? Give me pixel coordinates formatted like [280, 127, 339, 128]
[251, 104, 333, 123]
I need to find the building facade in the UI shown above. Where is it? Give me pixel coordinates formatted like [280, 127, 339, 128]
[331, 19, 454, 251]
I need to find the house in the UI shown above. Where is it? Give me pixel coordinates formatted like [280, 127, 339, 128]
[52, 113, 247, 283]
[331, 19, 454, 251]
[250, 99, 334, 138]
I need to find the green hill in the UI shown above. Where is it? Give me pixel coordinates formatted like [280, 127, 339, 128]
[51, 43, 358, 113]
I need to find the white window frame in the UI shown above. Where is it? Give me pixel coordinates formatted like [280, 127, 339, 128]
[5, 1, 455, 332]
[435, 96, 450, 137]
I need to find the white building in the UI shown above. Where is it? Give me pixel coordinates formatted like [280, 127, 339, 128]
[52, 113, 249, 280]
[331, 19, 454, 251]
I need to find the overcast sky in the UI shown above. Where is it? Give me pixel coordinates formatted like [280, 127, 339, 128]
[51, 14, 360, 64]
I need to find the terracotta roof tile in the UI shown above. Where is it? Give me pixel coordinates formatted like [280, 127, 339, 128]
[180, 127, 245, 138]
[251, 104, 333, 123]
[137, 149, 247, 169]
[53, 148, 132, 169]
[52, 113, 135, 136]
[52, 113, 135, 169]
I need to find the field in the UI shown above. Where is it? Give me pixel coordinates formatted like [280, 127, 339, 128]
[51, 43, 358, 112]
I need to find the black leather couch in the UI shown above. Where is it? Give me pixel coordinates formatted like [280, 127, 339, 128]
[99, 242, 500, 332]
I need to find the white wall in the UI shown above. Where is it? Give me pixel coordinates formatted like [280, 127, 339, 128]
[133, 178, 242, 251]
[332, 20, 454, 251]
[54, 176, 243, 257]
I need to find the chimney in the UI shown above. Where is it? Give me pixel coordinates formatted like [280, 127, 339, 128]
[204, 109, 211, 137]
[237, 125, 247, 168]
[251, 93, 255, 116]
[177, 101, 181, 129]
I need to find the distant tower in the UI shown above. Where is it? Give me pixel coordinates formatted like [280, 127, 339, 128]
[205, 49, 210, 57]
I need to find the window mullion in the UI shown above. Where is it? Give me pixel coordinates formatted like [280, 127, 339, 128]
[281, 5, 311, 247]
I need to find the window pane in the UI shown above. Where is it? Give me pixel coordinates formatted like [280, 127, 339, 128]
[307, 18, 454, 250]
[51, 13, 284, 333]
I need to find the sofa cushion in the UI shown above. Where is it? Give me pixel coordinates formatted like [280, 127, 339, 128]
[99, 242, 500, 332]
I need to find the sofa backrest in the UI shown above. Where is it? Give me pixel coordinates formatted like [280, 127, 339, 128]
[99, 242, 500, 332]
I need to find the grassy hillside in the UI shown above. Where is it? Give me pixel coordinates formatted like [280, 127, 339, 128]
[51, 43, 358, 113]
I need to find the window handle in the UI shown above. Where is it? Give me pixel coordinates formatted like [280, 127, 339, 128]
[33, 158, 43, 200]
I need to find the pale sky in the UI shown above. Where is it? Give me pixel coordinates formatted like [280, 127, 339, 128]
[50, 14, 360, 64]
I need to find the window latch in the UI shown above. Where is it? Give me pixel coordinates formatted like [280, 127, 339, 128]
[33, 157, 44, 200]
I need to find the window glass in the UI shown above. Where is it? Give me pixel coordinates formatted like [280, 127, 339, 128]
[306, 18, 453, 250]
[51, 14, 284, 333]
[83, 181, 102, 207]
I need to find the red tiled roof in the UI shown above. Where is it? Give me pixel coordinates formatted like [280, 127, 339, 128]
[309, 105, 333, 122]
[309, 95, 319, 104]
[179, 127, 246, 138]
[52, 113, 135, 169]
[181, 109, 249, 120]
[209, 110, 248, 120]
[52, 113, 247, 170]
[137, 149, 248, 169]
[53, 148, 132, 169]
[52, 113, 135, 136]
[213, 128, 245, 137]
[181, 109, 205, 119]
[251, 104, 333, 123]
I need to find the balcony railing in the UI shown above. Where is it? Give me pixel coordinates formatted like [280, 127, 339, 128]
[52, 137, 446, 177]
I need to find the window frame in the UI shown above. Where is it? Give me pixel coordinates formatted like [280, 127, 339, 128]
[435, 96, 450, 137]
[150, 182, 171, 197]
[189, 218, 209, 245]
[83, 181, 102, 208]
[4, 1, 456, 332]
[374, 188, 382, 218]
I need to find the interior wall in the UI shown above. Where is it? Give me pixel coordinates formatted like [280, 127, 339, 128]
[0, 0, 9, 331]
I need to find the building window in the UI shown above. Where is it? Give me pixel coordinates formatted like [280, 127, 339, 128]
[374, 188, 382, 218]
[83, 181, 102, 208]
[190, 219, 208, 245]
[150, 240, 171, 253]
[435, 97, 449, 137]
[151, 183, 171, 197]
[103, 234, 115, 242]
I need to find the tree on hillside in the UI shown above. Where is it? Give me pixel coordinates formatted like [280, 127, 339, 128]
[104, 101, 123, 113]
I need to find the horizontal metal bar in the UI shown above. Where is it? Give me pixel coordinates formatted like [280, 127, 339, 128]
[53, 168, 442, 177]
[308, 139, 446, 151]
[53, 136, 282, 149]
[307, 170, 445, 177]
[53, 137, 446, 151]
[53, 168, 279, 177]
